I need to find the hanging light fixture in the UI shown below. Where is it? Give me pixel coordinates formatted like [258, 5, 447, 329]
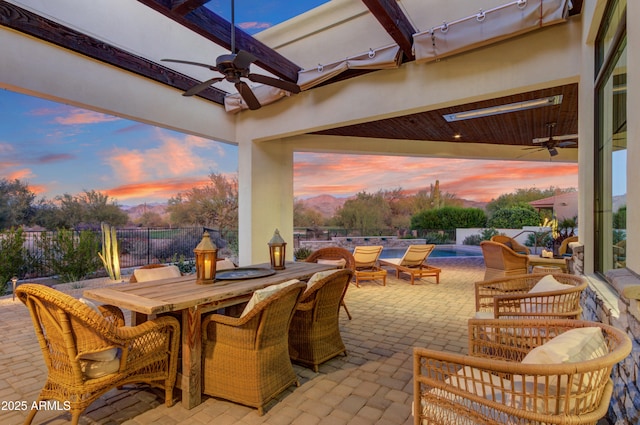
[268, 229, 287, 270]
[194, 231, 217, 284]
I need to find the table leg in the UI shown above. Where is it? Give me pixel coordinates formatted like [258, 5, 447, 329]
[181, 306, 202, 409]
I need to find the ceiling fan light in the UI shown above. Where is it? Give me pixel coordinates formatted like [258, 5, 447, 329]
[548, 147, 559, 156]
[443, 95, 563, 122]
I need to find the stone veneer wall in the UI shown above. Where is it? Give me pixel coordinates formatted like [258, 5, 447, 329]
[578, 253, 640, 423]
[298, 236, 427, 253]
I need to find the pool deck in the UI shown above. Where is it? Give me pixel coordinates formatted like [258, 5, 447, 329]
[0, 257, 609, 425]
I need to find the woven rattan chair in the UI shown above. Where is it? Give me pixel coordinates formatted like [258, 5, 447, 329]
[475, 273, 587, 320]
[305, 247, 354, 319]
[379, 244, 441, 285]
[352, 245, 387, 287]
[414, 319, 632, 425]
[558, 236, 579, 256]
[202, 281, 306, 415]
[490, 235, 531, 254]
[480, 240, 530, 280]
[289, 269, 353, 372]
[16, 284, 180, 425]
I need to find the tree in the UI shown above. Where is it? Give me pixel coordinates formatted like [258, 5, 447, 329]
[335, 191, 391, 235]
[0, 178, 36, 229]
[50, 190, 128, 229]
[485, 187, 576, 217]
[293, 199, 325, 227]
[167, 173, 238, 231]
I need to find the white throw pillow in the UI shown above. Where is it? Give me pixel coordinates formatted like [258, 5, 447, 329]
[133, 265, 181, 282]
[78, 298, 118, 362]
[521, 327, 607, 365]
[240, 279, 300, 318]
[317, 258, 347, 269]
[528, 275, 574, 294]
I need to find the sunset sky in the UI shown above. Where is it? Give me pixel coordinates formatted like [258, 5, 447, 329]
[1, 0, 580, 206]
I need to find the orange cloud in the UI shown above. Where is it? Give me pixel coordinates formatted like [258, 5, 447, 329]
[7, 168, 35, 181]
[105, 177, 211, 201]
[54, 109, 121, 125]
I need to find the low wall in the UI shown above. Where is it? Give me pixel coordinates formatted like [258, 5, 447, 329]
[299, 236, 427, 252]
[580, 266, 640, 424]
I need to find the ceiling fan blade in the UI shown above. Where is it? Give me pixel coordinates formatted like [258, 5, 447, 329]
[162, 59, 217, 70]
[233, 50, 257, 69]
[248, 73, 301, 93]
[553, 134, 579, 141]
[235, 81, 261, 110]
[532, 137, 550, 144]
[183, 77, 224, 97]
[557, 141, 577, 148]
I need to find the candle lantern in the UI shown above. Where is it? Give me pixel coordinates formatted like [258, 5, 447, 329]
[268, 229, 287, 270]
[194, 231, 217, 284]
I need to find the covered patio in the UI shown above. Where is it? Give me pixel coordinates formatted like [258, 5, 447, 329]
[1, 257, 483, 424]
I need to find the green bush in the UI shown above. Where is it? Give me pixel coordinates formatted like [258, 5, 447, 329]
[37, 229, 101, 282]
[462, 228, 499, 246]
[294, 247, 313, 261]
[487, 206, 540, 228]
[0, 227, 28, 295]
[410, 207, 486, 230]
[526, 231, 552, 248]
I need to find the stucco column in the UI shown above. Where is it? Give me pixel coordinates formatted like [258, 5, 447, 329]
[237, 138, 294, 266]
[627, 1, 639, 273]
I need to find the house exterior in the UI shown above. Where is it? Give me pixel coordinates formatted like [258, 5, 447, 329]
[529, 191, 579, 221]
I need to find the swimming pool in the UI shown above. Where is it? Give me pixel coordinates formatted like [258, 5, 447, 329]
[379, 245, 482, 259]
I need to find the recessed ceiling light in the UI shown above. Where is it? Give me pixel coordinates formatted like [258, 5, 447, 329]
[443, 95, 563, 122]
[453, 134, 462, 139]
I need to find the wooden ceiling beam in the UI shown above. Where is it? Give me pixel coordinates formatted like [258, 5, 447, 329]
[361, 0, 416, 61]
[137, 0, 301, 83]
[0, 1, 226, 105]
[171, 0, 210, 16]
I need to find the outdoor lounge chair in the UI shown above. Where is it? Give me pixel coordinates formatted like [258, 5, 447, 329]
[480, 240, 530, 280]
[352, 245, 387, 287]
[289, 269, 353, 372]
[413, 318, 632, 425]
[305, 247, 355, 319]
[490, 235, 531, 254]
[379, 244, 441, 285]
[202, 280, 306, 415]
[16, 284, 180, 425]
[474, 273, 587, 320]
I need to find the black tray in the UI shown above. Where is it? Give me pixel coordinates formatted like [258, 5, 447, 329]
[215, 267, 276, 280]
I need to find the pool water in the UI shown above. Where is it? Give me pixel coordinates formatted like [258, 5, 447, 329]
[379, 246, 481, 259]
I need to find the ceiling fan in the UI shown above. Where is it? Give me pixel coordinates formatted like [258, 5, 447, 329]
[524, 122, 577, 157]
[162, 0, 300, 110]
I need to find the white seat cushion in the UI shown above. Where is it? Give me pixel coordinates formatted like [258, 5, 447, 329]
[240, 279, 300, 318]
[317, 258, 347, 268]
[78, 298, 118, 361]
[528, 274, 574, 294]
[133, 265, 181, 282]
[78, 298, 121, 378]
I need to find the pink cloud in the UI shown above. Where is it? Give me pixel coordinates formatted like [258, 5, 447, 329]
[105, 177, 211, 201]
[55, 109, 121, 125]
[239, 22, 271, 30]
[37, 153, 75, 163]
[294, 153, 578, 202]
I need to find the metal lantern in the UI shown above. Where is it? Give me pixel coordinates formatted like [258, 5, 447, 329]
[194, 231, 217, 284]
[268, 229, 287, 270]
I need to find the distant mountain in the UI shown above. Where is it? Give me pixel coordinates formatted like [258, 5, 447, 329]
[122, 203, 169, 222]
[301, 194, 349, 218]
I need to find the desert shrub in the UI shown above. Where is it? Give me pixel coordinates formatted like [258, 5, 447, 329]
[423, 232, 453, 244]
[37, 229, 100, 282]
[294, 247, 313, 261]
[463, 228, 499, 246]
[0, 227, 29, 295]
[526, 231, 552, 248]
[411, 207, 486, 230]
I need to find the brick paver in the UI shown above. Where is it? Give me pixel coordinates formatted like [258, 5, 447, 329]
[0, 257, 484, 425]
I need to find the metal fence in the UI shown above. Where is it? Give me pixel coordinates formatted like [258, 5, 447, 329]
[20, 227, 238, 279]
[293, 228, 457, 247]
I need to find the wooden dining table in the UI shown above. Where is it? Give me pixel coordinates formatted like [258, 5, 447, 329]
[83, 261, 335, 409]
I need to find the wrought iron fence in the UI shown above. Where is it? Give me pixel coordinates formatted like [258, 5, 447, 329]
[19, 227, 238, 279]
[293, 227, 457, 247]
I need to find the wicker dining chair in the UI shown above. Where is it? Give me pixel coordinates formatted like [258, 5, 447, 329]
[305, 247, 355, 319]
[16, 284, 180, 425]
[202, 281, 306, 415]
[414, 319, 632, 425]
[289, 269, 353, 372]
[475, 273, 587, 320]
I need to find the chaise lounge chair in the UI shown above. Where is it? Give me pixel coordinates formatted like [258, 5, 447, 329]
[379, 244, 441, 285]
[352, 245, 387, 287]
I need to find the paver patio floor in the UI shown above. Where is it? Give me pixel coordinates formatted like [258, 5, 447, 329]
[0, 257, 484, 425]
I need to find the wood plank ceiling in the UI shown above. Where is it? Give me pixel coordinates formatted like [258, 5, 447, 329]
[0, 0, 583, 150]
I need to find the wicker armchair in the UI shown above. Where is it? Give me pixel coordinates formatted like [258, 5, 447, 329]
[414, 319, 632, 425]
[480, 240, 530, 280]
[16, 284, 180, 425]
[559, 236, 579, 256]
[305, 247, 355, 319]
[490, 235, 531, 254]
[475, 273, 587, 320]
[202, 281, 306, 415]
[289, 269, 353, 372]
